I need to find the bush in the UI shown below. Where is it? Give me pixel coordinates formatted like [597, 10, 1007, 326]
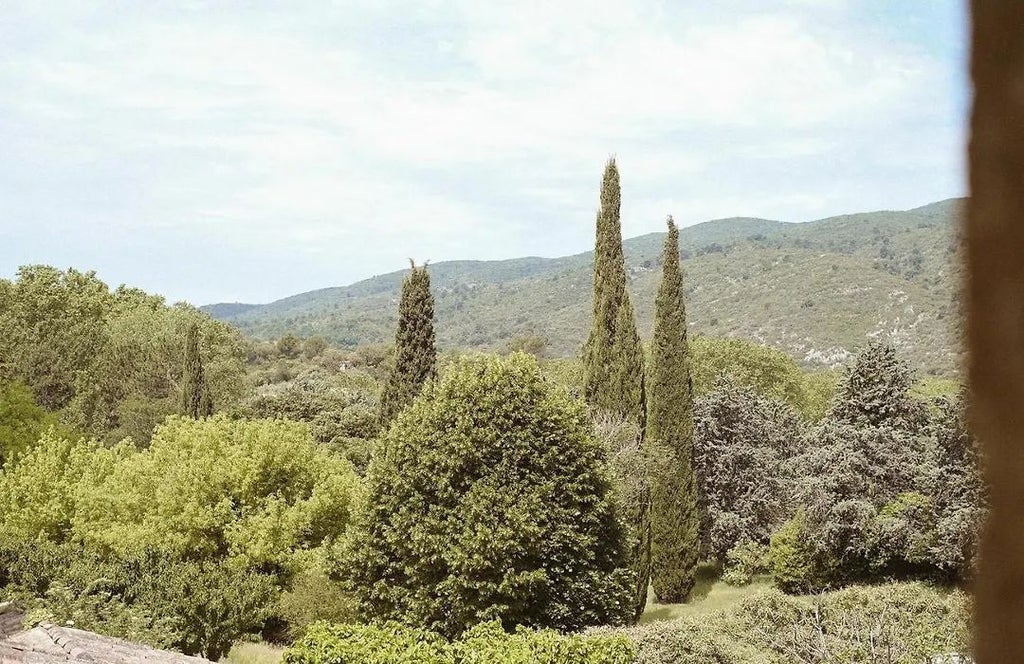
[343, 353, 633, 637]
[688, 336, 811, 414]
[870, 492, 938, 573]
[275, 567, 359, 639]
[283, 620, 634, 664]
[613, 582, 970, 664]
[451, 621, 633, 664]
[606, 617, 771, 664]
[0, 541, 276, 661]
[930, 393, 986, 579]
[0, 417, 362, 657]
[722, 540, 769, 587]
[74, 415, 360, 573]
[0, 380, 61, 467]
[768, 510, 835, 594]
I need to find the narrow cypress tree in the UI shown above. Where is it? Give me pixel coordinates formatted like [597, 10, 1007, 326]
[582, 158, 646, 424]
[378, 261, 437, 426]
[581, 158, 649, 619]
[648, 216, 700, 602]
[182, 322, 213, 419]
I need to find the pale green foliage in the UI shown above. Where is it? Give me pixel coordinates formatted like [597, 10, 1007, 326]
[276, 567, 359, 638]
[721, 541, 770, 587]
[225, 642, 286, 664]
[74, 416, 359, 572]
[346, 353, 633, 637]
[0, 416, 361, 657]
[0, 380, 62, 467]
[689, 336, 810, 414]
[767, 509, 835, 594]
[0, 431, 123, 542]
[797, 369, 837, 421]
[283, 620, 635, 664]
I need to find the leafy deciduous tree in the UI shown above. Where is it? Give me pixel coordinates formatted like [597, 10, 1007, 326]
[347, 354, 634, 637]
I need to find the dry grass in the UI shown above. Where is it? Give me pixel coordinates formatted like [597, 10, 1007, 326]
[222, 642, 285, 664]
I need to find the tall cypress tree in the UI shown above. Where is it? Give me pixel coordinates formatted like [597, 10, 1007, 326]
[648, 216, 700, 602]
[583, 158, 646, 423]
[582, 158, 649, 619]
[378, 261, 437, 426]
[182, 322, 213, 419]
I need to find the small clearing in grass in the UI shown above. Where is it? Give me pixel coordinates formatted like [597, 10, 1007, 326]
[640, 563, 772, 623]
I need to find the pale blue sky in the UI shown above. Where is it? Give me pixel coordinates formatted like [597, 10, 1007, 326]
[0, 1, 968, 304]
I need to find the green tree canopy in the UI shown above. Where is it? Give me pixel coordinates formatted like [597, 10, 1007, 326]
[581, 159, 648, 617]
[688, 335, 810, 413]
[0, 266, 246, 443]
[346, 353, 633, 637]
[73, 416, 359, 572]
[0, 380, 61, 467]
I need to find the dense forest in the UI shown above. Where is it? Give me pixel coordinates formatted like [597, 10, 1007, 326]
[0, 163, 980, 663]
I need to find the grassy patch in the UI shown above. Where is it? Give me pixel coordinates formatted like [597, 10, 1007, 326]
[222, 642, 284, 664]
[640, 563, 773, 623]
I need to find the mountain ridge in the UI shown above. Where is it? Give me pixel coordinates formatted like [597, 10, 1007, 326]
[203, 198, 965, 375]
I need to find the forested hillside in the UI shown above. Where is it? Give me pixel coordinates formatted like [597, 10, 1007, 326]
[206, 199, 963, 376]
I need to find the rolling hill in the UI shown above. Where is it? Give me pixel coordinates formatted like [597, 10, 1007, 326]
[204, 199, 964, 376]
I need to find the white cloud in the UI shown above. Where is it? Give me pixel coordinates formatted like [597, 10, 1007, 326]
[0, 0, 965, 303]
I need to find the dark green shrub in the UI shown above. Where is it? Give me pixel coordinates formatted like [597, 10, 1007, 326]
[275, 568, 359, 639]
[344, 353, 633, 637]
[694, 383, 802, 560]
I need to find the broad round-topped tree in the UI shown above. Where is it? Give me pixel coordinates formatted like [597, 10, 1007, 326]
[346, 353, 634, 637]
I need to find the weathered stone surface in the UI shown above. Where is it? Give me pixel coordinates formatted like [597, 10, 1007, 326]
[0, 623, 211, 663]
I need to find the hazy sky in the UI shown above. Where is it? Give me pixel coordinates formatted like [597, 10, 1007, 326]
[1, 1, 967, 305]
